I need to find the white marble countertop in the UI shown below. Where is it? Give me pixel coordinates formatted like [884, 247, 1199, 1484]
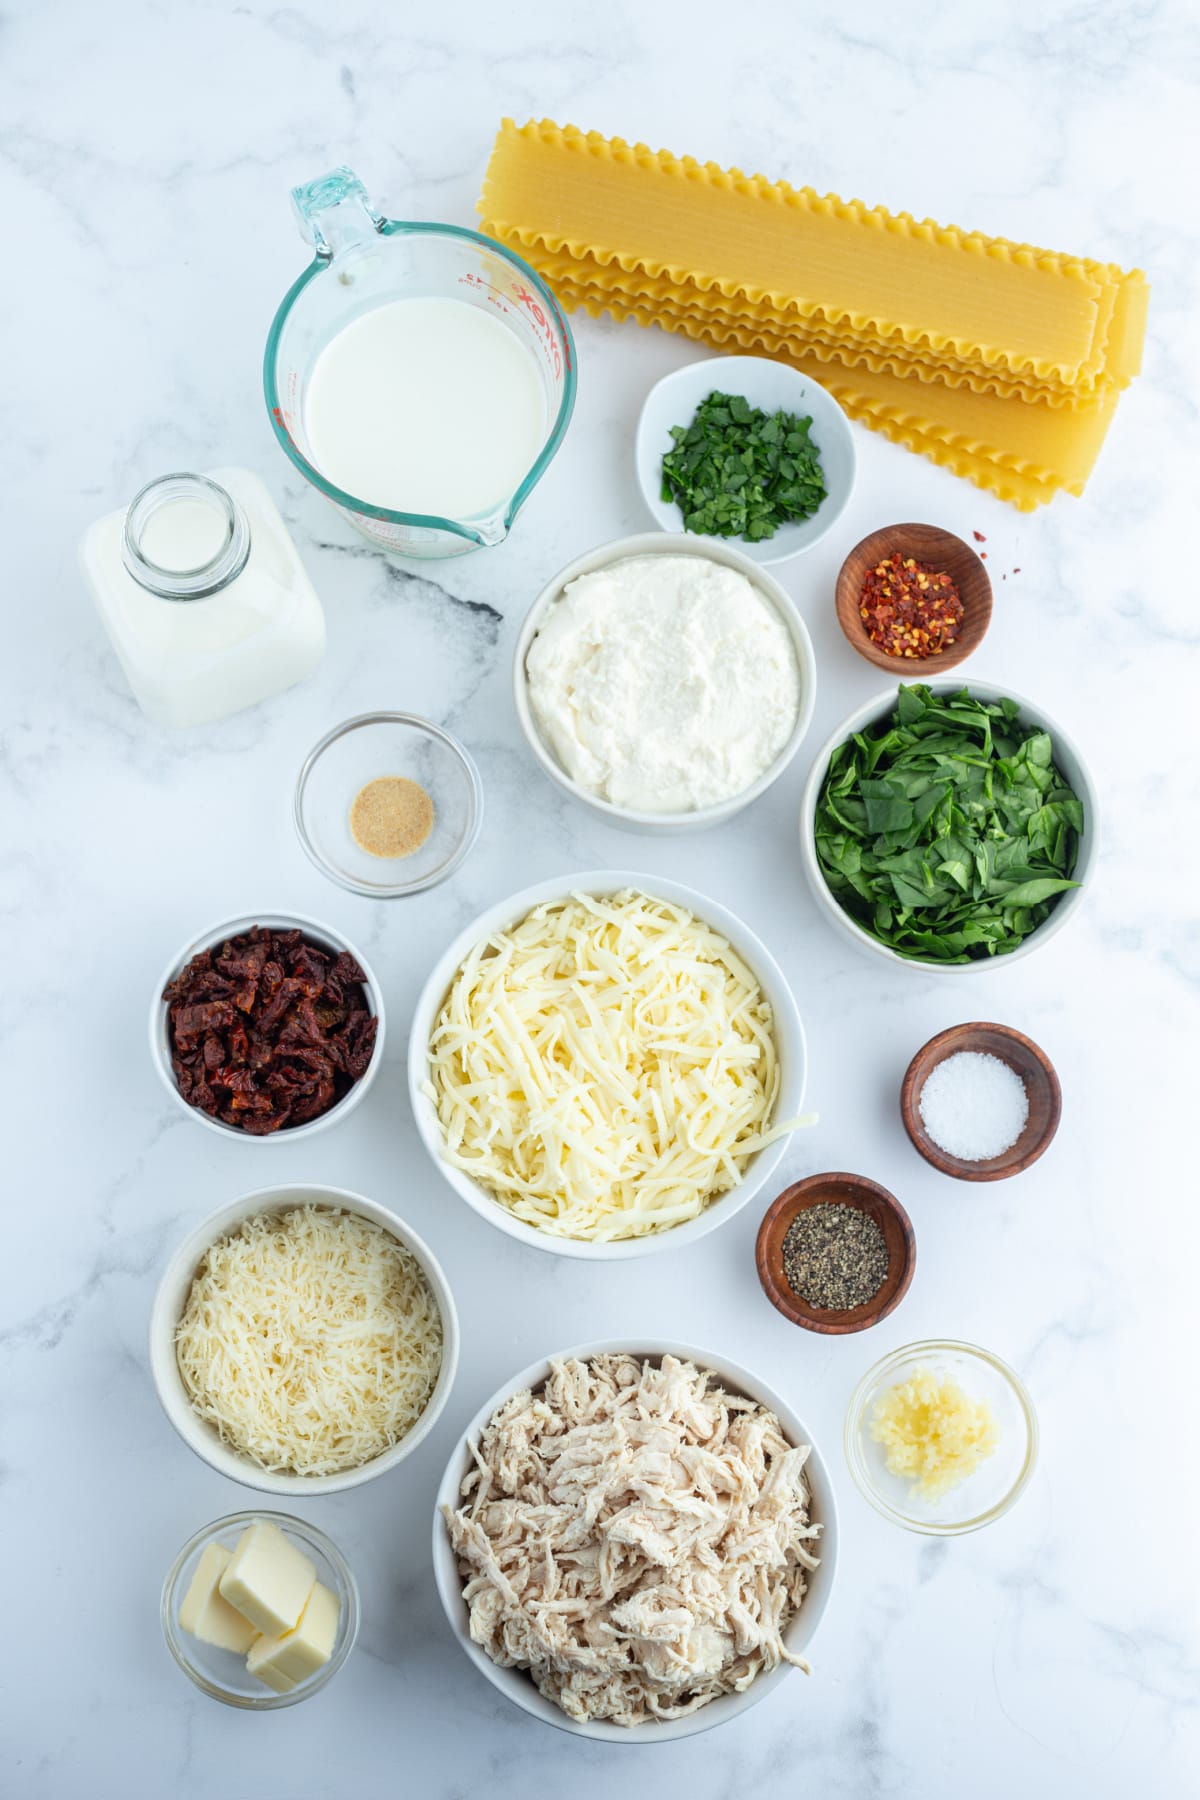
[4, 2, 1197, 1795]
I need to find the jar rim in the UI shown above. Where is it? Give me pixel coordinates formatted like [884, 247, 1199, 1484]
[123, 472, 251, 599]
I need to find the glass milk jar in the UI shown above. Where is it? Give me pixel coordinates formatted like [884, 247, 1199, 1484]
[80, 468, 325, 729]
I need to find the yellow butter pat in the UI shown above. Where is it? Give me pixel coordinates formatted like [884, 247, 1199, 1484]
[177, 1543, 257, 1654]
[218, 1521, 316, 1637]
[246, 1581, 340, 1693]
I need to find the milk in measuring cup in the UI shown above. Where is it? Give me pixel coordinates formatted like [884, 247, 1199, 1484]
[303, 297, 546, 516]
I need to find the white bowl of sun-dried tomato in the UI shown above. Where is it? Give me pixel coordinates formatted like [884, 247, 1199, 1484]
[149, 911, 385, 1140]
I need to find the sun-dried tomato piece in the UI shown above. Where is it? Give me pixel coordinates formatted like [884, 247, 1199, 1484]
[256, 977, 305, 1032]
[259, 959, 284, 1004]
[332, 950, 367, 987]
[345, 1013, 379, 1081]
[162, 925, 376, 1133]
[172, 1000, 237, 1045]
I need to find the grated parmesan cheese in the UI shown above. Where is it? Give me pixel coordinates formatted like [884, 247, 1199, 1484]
[870, 1365, 1000, 1501]
[176, 1205, 442, 1476]
[423, 889, 797, 1242]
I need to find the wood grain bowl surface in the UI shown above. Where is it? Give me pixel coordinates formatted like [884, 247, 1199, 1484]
[755, 1172, 916, 1335]
[900, 1021, 1061, 1181]
[835, 521, 992, 673]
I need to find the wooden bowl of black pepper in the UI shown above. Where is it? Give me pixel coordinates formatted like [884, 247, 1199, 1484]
[835, 523, 992, 674]
[755, 1173, 916, 1334]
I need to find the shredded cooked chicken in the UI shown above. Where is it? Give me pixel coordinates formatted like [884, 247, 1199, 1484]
[442, 1353, 821, 1725]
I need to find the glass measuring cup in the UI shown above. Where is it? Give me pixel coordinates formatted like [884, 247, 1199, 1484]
[263, 168, 576, 560]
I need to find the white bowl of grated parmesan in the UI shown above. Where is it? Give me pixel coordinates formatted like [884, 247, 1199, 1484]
[407, 873, 808, 1259]
[149, 1185, 459, 1495]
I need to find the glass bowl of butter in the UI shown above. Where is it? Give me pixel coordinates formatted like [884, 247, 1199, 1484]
[844, 1340, 1038, 1535]
[161, 1512, 359, 1707]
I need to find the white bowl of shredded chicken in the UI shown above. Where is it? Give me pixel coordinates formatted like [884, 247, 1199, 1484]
[432, 1342, 837, 1740]
[407, 873, 808, 1258]
[150, 1185, 459, 1495]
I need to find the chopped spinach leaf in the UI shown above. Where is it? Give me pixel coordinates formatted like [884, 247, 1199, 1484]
[813, 684, 1083, 963]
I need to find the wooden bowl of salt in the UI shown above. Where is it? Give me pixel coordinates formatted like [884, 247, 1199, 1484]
[900, 1022, 1061, 1182]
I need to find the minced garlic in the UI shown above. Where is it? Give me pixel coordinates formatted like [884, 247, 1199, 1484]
[870, 1364, 999, 1501]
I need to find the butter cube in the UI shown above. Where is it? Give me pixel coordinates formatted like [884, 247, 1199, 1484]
[246, 1581, 340, 1692]
[218, 1521, 316, 1637]
[251, 1661, 297, 1695]
[178, 1543, 257, 1653]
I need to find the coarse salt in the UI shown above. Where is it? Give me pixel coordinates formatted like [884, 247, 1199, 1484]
[918, 1051, 1028, 1162]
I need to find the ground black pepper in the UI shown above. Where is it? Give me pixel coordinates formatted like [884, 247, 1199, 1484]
[780, 1203, 889, 1310]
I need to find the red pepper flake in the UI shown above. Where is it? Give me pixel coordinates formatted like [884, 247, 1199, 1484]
[980, 551, 987, 559]
[973, 530, 987, 542]
[858, 552, 965, 658]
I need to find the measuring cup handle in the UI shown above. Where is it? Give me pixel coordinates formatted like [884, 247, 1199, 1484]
[290, 167, 384, 259]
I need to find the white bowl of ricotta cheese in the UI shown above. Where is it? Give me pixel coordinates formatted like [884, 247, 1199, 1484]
[513, 533, 816, 832]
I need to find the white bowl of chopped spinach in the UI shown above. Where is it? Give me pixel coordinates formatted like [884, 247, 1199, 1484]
[800, 681, 1096, 968]
[636, 355, 857, 564]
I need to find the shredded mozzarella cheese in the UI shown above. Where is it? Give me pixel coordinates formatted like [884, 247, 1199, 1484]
[423, 889, 793, 1242]
[176, 1205, 443, 1476]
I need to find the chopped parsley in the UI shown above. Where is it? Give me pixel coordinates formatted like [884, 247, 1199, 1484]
[660, 389, 827, 542]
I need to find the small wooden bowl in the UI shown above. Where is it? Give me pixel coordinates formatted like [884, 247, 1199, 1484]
[900, 1022, 1061, 1182]
[835, 522, 992, 673]
[756, 1173, 916, 1335]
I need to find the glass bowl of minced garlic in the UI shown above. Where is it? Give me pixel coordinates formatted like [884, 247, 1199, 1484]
[844, 1341, 1038, 1534]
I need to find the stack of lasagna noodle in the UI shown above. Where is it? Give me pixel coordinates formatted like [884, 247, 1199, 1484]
[479, 119, 1149, 509]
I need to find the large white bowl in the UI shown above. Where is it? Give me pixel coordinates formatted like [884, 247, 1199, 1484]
[150, 910, 385, 1140]
[799, 677, 1098, 972]
[432, 1338, 838, 1743]
[513, 532, 817, 834]
[149, 1184, 459, 1496]
[407, 872, 807, 1260]
[635, 356, 857, 564]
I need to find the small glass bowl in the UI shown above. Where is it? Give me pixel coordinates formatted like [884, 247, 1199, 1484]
[844, 1340, 1038, 1535]
[161, 1511, 359, 1708]
[295, 712, 482, 898]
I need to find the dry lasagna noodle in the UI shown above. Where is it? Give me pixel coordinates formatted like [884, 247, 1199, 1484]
[480, 119, 1147, 383]
[502, 243, 1145, 407]
[479, 119, 1148, 507]
[543, 278, 1116, 487]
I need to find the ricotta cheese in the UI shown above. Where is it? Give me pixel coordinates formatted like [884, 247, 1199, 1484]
[525, 554, 802, 812]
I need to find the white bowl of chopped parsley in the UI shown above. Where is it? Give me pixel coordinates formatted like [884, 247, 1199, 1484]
[636, 355, 857, 563]
[799, 680, 1098, 969]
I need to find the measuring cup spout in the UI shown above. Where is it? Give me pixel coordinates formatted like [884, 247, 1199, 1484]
[291, 167, 384, 259]
[469, 513, 509, 549]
